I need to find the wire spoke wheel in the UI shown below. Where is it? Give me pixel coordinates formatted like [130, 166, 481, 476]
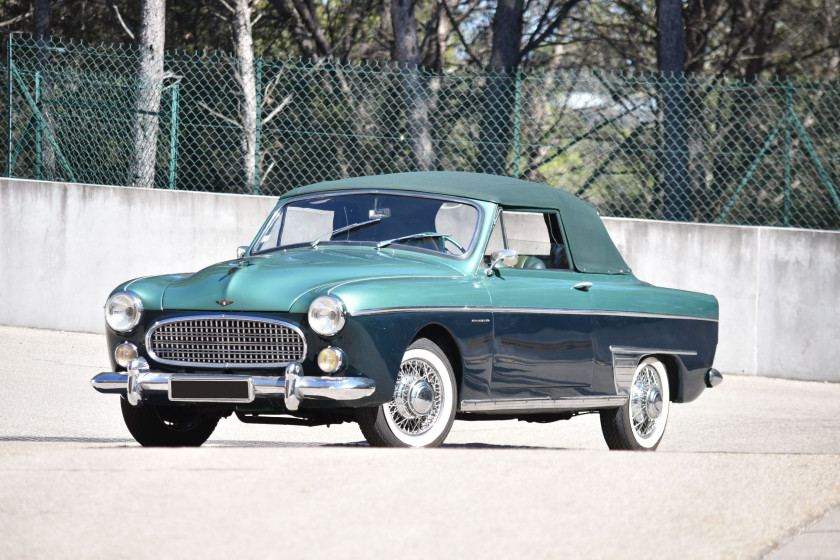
[600, 357, 670, 451]
[357, 338, 457, 448]
[386, 357, 444, 437]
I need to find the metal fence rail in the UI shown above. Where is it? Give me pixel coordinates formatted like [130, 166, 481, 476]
[4, 35, 839, 230]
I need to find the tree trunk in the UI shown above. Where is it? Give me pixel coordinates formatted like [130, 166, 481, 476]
[658, 0, 689, 221]
[33, 0, 56, 180]
[128, 0, 166, 189]
[684, 0, 719, 222]
[230, 0, 258, 193]
[477, 0, 522, 176]
[391, 0, 435, 171]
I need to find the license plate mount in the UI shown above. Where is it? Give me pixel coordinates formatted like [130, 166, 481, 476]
[168, 377, 254, 403]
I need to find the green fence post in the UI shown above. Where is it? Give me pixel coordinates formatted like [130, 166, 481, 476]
[167, 81, 180, 190]
[6, 35, 12, 178]
[11, 64, 75, 182]
[782, 83, 792, 227]
[254, 55, 263, 195]
[511, 70, 522, 179]
[35, 71, 42, 180]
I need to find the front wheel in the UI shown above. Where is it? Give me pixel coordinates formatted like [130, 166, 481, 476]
[357, 338, 457, 448]
[120, 398, 220, 447]
[600, 357, 671, 451]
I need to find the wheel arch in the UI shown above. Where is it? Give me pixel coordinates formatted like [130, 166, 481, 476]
[648, 353, 681, 402]
[411, 324, 464, 396]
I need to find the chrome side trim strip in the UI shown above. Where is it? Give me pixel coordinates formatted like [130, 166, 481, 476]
[459, 395, 626, 413]
[352, 306, 718, 322]
[144, 314, 308, 369]
[327, 276, 464, 294]
[608, 346, 697, 395]
[609, 346, 698, 357]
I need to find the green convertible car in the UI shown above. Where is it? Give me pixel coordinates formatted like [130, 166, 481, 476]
[92, 172, 721, 449]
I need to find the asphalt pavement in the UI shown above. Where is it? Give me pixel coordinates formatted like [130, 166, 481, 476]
[1, 325, 839, 559]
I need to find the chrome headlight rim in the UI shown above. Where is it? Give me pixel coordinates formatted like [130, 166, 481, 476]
[105, 291, 144, 333]
[308, 295, 347, 337]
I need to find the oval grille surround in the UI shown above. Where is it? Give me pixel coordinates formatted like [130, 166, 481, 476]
[146, 316, 306, 368]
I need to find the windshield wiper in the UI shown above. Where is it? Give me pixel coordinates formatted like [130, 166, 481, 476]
[376, 232, 465, 253]
[311, 218, 381, 248]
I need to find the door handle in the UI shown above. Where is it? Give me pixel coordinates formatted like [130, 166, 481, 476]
[573, 282, 593, 292]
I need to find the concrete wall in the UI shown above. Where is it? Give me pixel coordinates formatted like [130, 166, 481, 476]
[1, 178, 838, 381]
[0, 178, 276, 333]
[604, 219, 840, 382]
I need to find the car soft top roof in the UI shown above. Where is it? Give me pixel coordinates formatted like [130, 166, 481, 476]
[282, 171, 631, 274]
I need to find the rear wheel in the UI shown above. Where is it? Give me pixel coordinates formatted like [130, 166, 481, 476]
[357, 338, 457, 448]
[120, 398, 220, 447]
[600, 357, 670, 451]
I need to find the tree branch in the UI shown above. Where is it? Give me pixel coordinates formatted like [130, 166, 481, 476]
[441, 0, 482, 66]
[217, 0, 236, 14]
[261, 59, 326, 125]
[521, 0, 583, 58]
[197, 101, 239, 126]
[109, 2, 135, 41]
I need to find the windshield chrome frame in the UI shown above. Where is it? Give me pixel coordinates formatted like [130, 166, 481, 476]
[250, 190, 485, 261]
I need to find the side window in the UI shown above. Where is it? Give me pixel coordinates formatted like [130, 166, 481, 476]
[499, 210, 571, 270]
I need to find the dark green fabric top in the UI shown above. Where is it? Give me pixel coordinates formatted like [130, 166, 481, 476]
[283, 171, 631, 274]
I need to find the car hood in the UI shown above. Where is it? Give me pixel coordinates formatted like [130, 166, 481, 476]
[160, 247, 464, 312]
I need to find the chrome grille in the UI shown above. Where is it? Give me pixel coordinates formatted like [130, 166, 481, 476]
[147, 316, 306, 368]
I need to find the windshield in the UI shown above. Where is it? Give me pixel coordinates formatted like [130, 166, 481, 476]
[252, 192, 480, 257]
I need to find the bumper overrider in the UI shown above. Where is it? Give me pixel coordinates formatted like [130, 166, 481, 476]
[91, 358, 376, 411]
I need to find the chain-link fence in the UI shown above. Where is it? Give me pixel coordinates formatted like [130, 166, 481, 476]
[4, 35, 840, 230]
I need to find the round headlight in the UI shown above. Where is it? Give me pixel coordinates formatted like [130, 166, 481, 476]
[308, 295, 346, 336]
[105, 291, 143, 332]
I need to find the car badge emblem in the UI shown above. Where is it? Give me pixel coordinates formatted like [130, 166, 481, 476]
[216, 300, 234, 307]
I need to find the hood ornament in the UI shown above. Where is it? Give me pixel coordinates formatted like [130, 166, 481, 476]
[216, 300, 234, 307]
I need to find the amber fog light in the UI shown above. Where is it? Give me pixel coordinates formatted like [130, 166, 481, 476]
[114, 342, 139, 368]
[317, 347, 346, 373]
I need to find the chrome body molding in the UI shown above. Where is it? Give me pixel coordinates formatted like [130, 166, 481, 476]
[459, 395, 627, 414]
[91, 363, 375, 409]
[608, 346, 698, 357]
[352, 306, 718, 322]
[144, 314, 308, 369]
[608, 346, 698, 395]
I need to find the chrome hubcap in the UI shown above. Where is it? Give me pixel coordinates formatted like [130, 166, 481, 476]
[408, 380, 434, 416]
[630, 365, 664, 438]
[646, 387, 663, 419]
[388, 359, 442, 435]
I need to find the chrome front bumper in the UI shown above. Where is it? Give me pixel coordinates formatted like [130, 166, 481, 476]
[91, 358, 375, 411]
